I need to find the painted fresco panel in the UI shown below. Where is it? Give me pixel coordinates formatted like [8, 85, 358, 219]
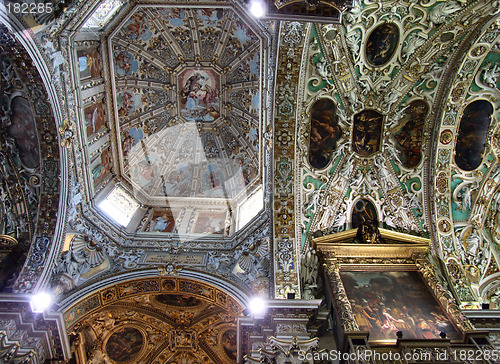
[393, 100, 428, 168]
[351, 198, 378, 228]
[105, 327, 144, 362]
[121, 12, 152, 41]
[114, 50, 139, 77]
[455, 100, 493, 171]
[154, 294, 202, 307]
[148, 210, 175, 233]
[366, 23, 400, 66]
[193, 211, 226, 234]
[84, 101, 106, 137]
[77, 47, 101, 80]
[9, 96, 40, 168]
[164, 163, 192, 197]
[222, 329, 237, 360]
[340, 271, 460, 341]
[309, 98, 341, 169]
[352, 110, 383, 156]
[179, 69, 220, 122]
[91, 147, 112, 186]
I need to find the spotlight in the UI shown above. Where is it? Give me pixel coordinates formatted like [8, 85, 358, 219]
[248, 0, 266, 18]
[439, 331, 447, 339]
[30, 292, 53, 313]
[248, 297, 267, 316]
[396, 331, 403, 339]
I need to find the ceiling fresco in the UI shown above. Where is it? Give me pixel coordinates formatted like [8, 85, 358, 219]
[108, 5, 263, 227]
[64, 277, 242, 363]
[295, 0, 500, 307]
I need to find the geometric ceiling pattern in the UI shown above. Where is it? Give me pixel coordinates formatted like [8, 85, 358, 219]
[64, 277, 242, 363]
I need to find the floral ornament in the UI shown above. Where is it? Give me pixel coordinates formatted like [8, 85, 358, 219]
[58, 120, 74, 148]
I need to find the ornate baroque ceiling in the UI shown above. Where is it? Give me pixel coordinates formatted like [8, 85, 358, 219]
[3, 0, 500, 360]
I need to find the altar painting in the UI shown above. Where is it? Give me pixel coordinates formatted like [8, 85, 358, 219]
[340, 271, 460, 341]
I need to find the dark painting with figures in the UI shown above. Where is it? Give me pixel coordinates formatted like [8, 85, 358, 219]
[222, 329, 237, 360]
[455, 100, 492, 171]
[8, 96, 40, 169]
[105, 327, 144, 362]
[366, 23, 399, 66]
[340, 271, 460, 341]
[393, 100, 428, 168]
[352, 110, 383, 156]
[309, 98, 342, 169]
[351, 199, 378, 229]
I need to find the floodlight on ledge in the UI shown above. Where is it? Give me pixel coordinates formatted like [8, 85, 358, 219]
[248, 297, 267, 316]
[249, 0, 266, 18]
[30, 292, 53, 313]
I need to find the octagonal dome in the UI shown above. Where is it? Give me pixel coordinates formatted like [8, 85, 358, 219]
[76, 3, 268, 239]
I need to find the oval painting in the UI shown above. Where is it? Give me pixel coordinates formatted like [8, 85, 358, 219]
[8, 97, 40, 169]
[455, 100, 493, 171]
[366, 23, 400, 66]
[393, 100, 429, 168]
[105, 327, 144, 362]
[309, 98, 342, 169]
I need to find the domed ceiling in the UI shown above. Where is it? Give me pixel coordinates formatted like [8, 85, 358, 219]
[74, 3, 267, 239]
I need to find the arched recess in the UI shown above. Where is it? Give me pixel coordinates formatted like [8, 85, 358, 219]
[0, 21, 64, 293]
[60, 273, 249, 363]
[308, 98, 342, 169]
[455, 99, 493, 171]
[350, 197, 378, 229]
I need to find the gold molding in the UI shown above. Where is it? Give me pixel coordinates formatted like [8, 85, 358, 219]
[313, 228, 429, 258]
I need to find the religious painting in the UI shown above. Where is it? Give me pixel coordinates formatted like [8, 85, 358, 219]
[201, 164, 225, 197]
[340, 271, 460, 342]
[235, 153, 258, 186]
[105, 326, 144, 362]
[121, 12, 152, 41]
[83, 101, 106, 137]
[114, 50, 139, 77]
[77, 47, 101, 80]
[351, 199, 378, 229]
[222, 329, 237, 360]
[117, 91, 142, 118]
[8, 96, 40, 169]
[197, 8, 224, 27]
[158, 8, 187, 26]
[366, 23, 400, 66]
[309, 98, 342, 169]
[393, 100, 428, 168]
[121, 127, 143, 158]
[193, 211, 226, 234]
[131, 154, 159, 187]
[154, 293, 202, 307]
[455, 100, 493, 171]
[352, 109, 383, 156]
[179, 69, 220, 122]
[164, 163, 192, 197]
[91, 148, 112, 186]
[148, 210, 175, 233]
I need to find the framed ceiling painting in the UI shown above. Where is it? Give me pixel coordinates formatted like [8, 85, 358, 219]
[314, 230, 474, 348]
